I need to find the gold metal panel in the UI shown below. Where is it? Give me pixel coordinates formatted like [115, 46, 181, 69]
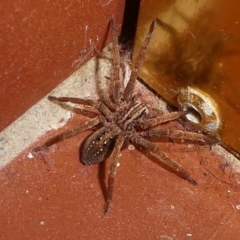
[134, 0, 240, 157]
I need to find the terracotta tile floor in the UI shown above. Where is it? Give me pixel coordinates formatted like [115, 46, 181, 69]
[1, 112, 240, 239]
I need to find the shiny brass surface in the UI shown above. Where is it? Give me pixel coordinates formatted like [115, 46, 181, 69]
[134, 0, 240, 157]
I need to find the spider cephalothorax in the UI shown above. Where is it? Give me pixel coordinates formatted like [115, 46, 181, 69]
[33, 18, 216, 214]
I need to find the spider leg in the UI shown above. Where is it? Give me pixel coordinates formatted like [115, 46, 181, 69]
[48, 95, 97, 105]
[133, 136, 197, 185]
[49, 96, 100, 117]
[141, 111, 186, 129]
[109, 18, 124, 104]
[124, 20, 156, 101]
[48, 96, 113, 120]
[146, 128, 218, 144]
[96, 75, 118, 111]
[96, 56, 118, 111]
[32, 116, 102, 153]
[104, 133, 126, 214]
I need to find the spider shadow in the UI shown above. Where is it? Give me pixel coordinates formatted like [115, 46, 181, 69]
[154, 10, 240, 89]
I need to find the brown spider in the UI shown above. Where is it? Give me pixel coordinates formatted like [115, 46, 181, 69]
[33, 18, 216, 214]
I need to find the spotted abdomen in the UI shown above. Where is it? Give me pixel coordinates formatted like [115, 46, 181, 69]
[81, 127, 116, 165]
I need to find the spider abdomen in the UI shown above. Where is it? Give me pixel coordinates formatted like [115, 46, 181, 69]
[81, 127, 117, 165]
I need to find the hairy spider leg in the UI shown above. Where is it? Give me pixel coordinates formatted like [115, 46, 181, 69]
[124, 20, 156, 101]
[146, 129, 218, 144]
[133, 136, 197, 185]
[109, 18, 124, 104]
[141, 111, 186, 129]
[48, 96, 100, 117]
[104, 133, 126, 214]
[48, 96, 113, 120]
[32, 116, 102, 153]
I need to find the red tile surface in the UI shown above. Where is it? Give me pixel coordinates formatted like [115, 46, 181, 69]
[1, 115, 240, 239]
[0, 0, 125, 132]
